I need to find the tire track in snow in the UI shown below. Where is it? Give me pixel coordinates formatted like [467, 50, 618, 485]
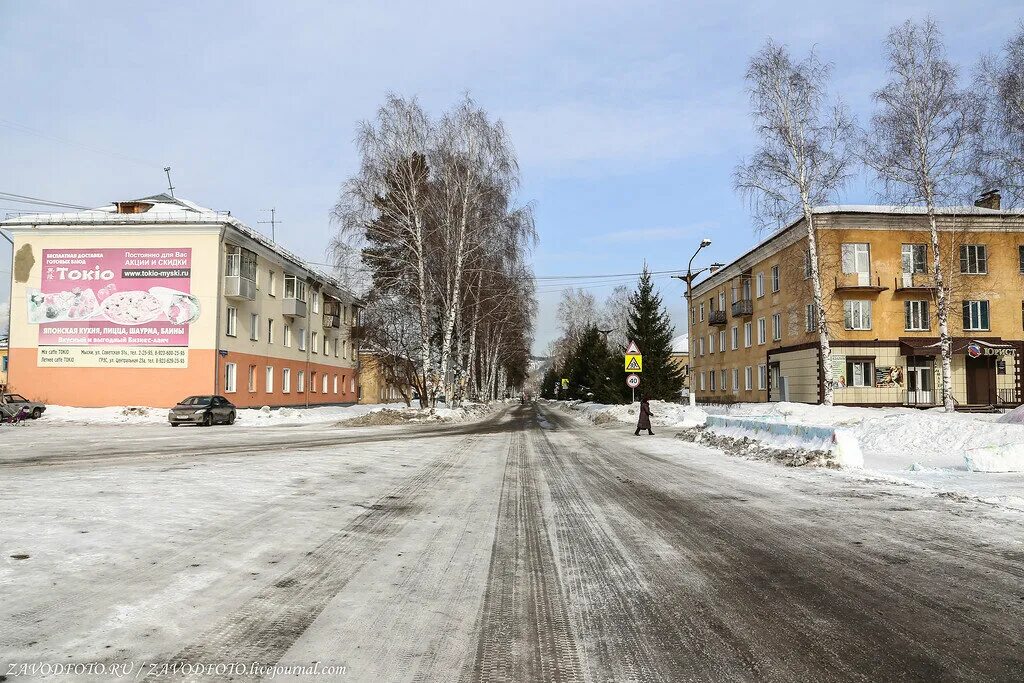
[143, 434, 481, 681]
[464, 429, 581, 683]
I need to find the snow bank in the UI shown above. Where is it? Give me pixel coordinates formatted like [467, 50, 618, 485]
[558, 400, 708, 429]
[702, 416, 864, 469]
[41, 403, 410, 427]
[965, 443, 1024, 473]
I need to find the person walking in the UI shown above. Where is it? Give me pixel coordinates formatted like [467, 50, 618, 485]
[634, 395, 654, 436]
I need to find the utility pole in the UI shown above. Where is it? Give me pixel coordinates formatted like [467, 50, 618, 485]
[259, 208, 281, 242]
[163, 167, 175, 197]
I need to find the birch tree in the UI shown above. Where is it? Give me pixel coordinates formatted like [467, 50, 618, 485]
[974, 23, 1024, 207]
[733, 40, 854, 405]
[331, 95, 435, 406]
[863, 18, 982, 412]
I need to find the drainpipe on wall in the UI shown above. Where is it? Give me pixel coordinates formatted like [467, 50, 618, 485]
[214, 226, 226, 395]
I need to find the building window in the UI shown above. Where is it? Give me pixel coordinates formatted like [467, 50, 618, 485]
[297, 370, 305, 392]
[298, 328, 306, 352]
[905, 300, 930, 331]
[699, 302, 705, 322]
[757, 364, 767, 390]
[718, 292, 726, 311]
[224, 363, 237, 393]
[720, 369, 727, 391]
[757, 317, 766, 344]
[311, 331, 318, 354]
[903, 244, 927, 274]
[744, 366, 752, 391]
[334, 338, 340, 358]
[267, 318, 275, 344]
[771, 313, 782, 341]
[248, 365, 257, 392]
[266, 366, 274, 393]
[284, 274, 307, 301]
[710, 370, 717, 391]
[708, 334, 714, 354]
[322, 373, 329, 394]
[250, 313, 259, 341]
[731, 325, 738, 350]
[699, 372, 706, 391]
[844, 300, 872, 330]
[803, 250, 812, 279]
[963, 300, 990, 331]
[731, 368, 739, 393]
[846, 359, 875, 388]
[351, 378, 356, 394]
[719, 330, 726, 352]
[699, 337, 705, 355]
[324, 336, 330, 356]
[312, 293, 320, 314]
[960, 245, 988, 274]
[226, 307, 237, 337]
[743, 322, 752, 348]
[771, 265, 781, 292]
[1019, 246, 1024, 273]
[334, 375, 339, 394]
[805, 304, 817, 333]
[284, 324, 291, 348]
[756, 272, 764, 298]
[268, 270, 276, 296]
[282, 368, 291, 393]
[841, 243, 871, 275]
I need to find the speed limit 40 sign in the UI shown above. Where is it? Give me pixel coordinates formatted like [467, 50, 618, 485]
[626, 373, 640, 389]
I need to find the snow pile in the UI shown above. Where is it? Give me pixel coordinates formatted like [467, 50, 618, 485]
[558, 400, 708, 429]
[964, 443, 1024, 473]
[337, 402, 491, 427]
[40, 403, 409, 427]
[700, 415, 864, 469]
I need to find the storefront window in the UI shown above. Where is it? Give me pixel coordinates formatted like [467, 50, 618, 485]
[846, 359, 874, 388]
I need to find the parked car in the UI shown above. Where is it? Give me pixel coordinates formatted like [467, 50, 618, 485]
[168, 395, 236, 427]
[2, 393, 46, 419]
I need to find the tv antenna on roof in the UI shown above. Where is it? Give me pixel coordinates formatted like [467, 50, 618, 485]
[258, 208, 281, 241]
[163, 167, 175, 198]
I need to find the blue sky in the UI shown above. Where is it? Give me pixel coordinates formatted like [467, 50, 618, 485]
[1, 1, 1019, 352]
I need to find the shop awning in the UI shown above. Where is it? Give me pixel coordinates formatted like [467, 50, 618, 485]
[899, 337, 1016, 357]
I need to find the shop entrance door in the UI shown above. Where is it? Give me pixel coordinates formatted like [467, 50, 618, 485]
[906, 359, 934, 405]
[966, 355, 996, 405]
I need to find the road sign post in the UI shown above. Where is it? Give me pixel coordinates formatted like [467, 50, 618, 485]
[624, 340, 642, 403]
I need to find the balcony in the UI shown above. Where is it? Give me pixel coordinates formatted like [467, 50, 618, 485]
[731, 299, 753, 317]
[283, 297, 307, 318]
[894, 272, 938, 293]
[224, 274, 256, 300]
[834, 271, 888, 294]
[323, 313, 340, 329]
[708, 310, 727, 326]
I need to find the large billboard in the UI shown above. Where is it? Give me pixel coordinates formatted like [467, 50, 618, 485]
[27, 248, 200, 367]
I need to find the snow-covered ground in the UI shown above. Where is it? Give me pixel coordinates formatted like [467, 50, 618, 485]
[35, 401, 490, 428]
[552, 399, 1024, 512]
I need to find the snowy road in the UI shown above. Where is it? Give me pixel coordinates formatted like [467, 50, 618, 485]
[2, 404, 1024, 681]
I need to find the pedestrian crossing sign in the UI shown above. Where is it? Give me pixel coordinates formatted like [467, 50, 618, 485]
[624, 354, 642, 372]
[625, 340, 641, 355]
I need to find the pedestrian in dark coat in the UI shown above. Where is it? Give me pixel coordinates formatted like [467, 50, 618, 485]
[634, 396, 654, 436]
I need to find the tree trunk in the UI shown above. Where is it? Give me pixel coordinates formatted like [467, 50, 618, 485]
[803, 204, 835, 406]
[926, 202, 955, 411]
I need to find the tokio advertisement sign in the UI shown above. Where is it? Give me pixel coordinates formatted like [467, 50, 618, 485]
[27, 248, 200, 368]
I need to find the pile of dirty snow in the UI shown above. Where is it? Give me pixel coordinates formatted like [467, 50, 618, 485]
[557, 400, 708, 430]
[39, 403, 409, 427]
[338, 402, 494, 427]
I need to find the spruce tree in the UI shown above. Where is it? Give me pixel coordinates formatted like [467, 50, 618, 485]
[625, 267, 684, 401]
[565, 325, 619, 403]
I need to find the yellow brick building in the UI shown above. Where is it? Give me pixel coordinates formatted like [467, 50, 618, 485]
[689, 196, 1024, 408]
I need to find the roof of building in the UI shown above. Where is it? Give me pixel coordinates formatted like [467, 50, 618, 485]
[691, 203, 1024, 295]
[0, 193, 360, 303]
[671, 333, 689, 354]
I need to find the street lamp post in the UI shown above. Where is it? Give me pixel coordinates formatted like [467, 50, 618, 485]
[672, 240, 723, 407]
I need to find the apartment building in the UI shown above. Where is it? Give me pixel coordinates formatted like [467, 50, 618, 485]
[690, 192, 1024, 408]
[3, 193, 361, 408]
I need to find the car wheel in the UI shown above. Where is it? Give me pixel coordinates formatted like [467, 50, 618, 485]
[171, 423, 180, 427]
[227, 411, 236, 425]
[202, 412, 213, 427]
[31, 407, 43, 419]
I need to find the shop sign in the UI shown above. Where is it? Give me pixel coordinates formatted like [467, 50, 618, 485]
[874, 365, 903, 388]
[967, 341, 1014, 358]
[832, 355, 847, 389]
[29, 248, 199, 368]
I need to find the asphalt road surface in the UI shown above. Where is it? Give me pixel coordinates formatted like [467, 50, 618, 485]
[2, 403, 1023, 682]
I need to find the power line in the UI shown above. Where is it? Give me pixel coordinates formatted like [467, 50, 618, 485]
[0, 191, 89, 210]
[0, 118, 161, 169]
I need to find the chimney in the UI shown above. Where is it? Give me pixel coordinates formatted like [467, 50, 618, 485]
[975, 189, 1001, 210]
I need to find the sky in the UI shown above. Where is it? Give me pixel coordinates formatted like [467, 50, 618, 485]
[1, 0, 1020, 351]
